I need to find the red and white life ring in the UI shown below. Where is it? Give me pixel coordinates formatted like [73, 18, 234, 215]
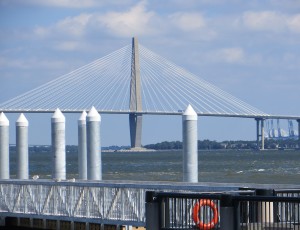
[192, 199, 219, 230]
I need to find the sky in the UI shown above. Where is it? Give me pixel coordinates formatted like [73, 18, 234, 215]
[0, 0, 300, 146]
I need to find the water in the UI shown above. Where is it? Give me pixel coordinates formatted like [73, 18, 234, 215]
[9, 150, 300, 184]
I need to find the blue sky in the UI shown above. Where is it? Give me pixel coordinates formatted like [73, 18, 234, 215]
[0, 0, 299, 146]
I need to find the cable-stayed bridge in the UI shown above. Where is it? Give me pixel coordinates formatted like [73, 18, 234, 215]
[0, 37, 299, 149]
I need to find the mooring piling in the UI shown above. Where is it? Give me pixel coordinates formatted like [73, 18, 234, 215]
[16, 113, 29, 179]
[87, 106, 102, 180]
[0, 112, 9, 179]
[78, 110, 87, 180]
[182, 104, 198, 183]
[51, 108, 66, 180]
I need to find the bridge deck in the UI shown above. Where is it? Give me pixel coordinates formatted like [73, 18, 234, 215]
[1, 109, 300, 120]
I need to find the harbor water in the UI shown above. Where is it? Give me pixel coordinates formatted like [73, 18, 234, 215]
[9, 149, 300, 184]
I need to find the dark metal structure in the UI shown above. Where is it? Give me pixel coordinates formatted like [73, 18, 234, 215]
[146, 189, 300, 230]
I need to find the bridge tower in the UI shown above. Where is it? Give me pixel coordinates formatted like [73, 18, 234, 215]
[129, 37, 143, 149]
[255, 118, 265, 150]
[297, 119, 300, 148]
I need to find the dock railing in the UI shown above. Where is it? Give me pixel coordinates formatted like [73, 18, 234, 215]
[0, 180, 300, 229]
[146, 189, 300, 230]
[0, 179, 246, 228]
[0, 180, 147, 227]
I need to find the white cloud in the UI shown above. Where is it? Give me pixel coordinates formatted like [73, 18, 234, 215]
[0, 57, 65, 70]
[55, 41, 83, 51]
[207, 47, 245, 64]
[56, 14, 92, 36]
[35, 13, 92, 38]
[34, 27, 48, 38]
[288, 14, 300, 33]
[240, 11, 300, 34]
[169, 12, 206, 31]
[269, 0, 300, 10]
[2, 0, 101, 8]
[241, 11, 286, 32]
[33, 1, 159, 40]
[96, 1, 158, 37]
[166, 12, 217, 41]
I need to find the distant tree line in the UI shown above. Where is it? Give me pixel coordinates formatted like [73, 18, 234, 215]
[8, 138, 299, 153]
[9, 145, 78, 154]
[9, 145, 132, 153]
[144, 139, 299, 150]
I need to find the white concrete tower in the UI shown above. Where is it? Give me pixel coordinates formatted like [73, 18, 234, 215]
[16, 113, 29, 179]
[87, 106, 101, 180]
[78, 110, 87, 180]
[0, 112, 9, 179]
[51, 108, 66, 180]
[182, 105, 198, 183]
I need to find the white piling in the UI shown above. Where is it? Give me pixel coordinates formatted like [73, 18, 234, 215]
[51, 108, 66, 180]
[182, 104, 198, 183]
[78, 110, 87, 180]
[87, 106, 101, 180]
[0, 112, 9, 179]
[16, 113, 29, 179]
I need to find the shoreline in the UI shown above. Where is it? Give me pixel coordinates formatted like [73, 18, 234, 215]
[102, 148, 300, 153]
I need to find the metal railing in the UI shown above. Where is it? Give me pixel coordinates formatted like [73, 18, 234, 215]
[0, 180, 146, 226]
[1, 180, 300, 228]
[146, 189, 300, 230]
[239, 195, 300, 229]
[274, 189, 300, 227]
[152, 192, 222, 230]
[0, 179, 244, 227]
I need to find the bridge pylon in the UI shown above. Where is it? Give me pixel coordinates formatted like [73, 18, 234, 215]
[129, 37, 143, 150]
[297, 119, 300, 148]
[255, 118, 265, 150]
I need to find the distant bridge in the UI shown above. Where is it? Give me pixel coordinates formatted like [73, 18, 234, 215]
[0, 37, 299, 149]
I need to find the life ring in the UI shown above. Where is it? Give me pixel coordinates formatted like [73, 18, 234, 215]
[192, 199, 219, 230]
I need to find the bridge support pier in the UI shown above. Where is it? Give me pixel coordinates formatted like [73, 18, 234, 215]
[255, 118, 265, 150]
[297, 119, 300, 149]
[256, 119, 259, 149]
[261, 119, 265, 150]
[129, 113, 142, 149]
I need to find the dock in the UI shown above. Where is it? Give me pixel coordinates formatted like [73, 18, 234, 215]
[0, 180, 299, 229]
